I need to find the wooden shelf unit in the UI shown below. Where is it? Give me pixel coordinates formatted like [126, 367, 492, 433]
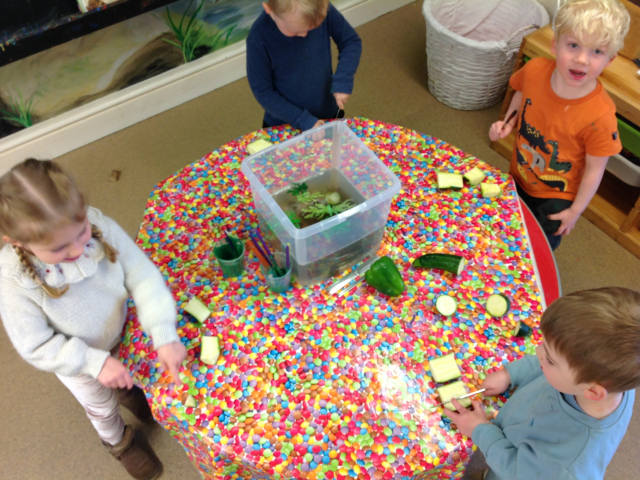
[491, 25, 640, 259]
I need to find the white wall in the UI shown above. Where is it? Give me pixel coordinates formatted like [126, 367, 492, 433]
[537, 0, 559, 20]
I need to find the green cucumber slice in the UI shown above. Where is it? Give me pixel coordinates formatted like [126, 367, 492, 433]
[437, 381, 472, 411]
[429, 353, 461, 383]
[480, 182, 501, 198]
[200, 336, 220, 365]
[184, 297, 211, 323]
[437, 172, 464, 189]
[463, 167, 485, 186]
[413, 253, 466, 275]
[486, 294, 511, 317]
[513, 321, 533, 337]
[436, 295, 458, 316]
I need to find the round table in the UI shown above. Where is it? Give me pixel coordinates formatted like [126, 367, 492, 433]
[120, 118, 550, 480]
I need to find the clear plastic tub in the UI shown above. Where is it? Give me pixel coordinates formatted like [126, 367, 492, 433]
[241, 121, 401, 286]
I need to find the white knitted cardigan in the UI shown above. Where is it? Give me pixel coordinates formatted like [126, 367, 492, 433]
[0, 207, 179, 378]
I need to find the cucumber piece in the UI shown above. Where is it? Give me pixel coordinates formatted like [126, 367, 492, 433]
[247, 138, 273, 155]
[480, 182, 502, 198]
[463, 167, 485, 186]
[185, 395, 197, 408]
[200, 336, 220, 365]
[184, 296, 211, 323]
[413, 253, 466, 275]
[513, 321, 533, 337]
[486, 294, 511, 317]
[437, 381, 472, 411]
[437, 171, 464, 189]
[429, 353, 461, 383]
[436, 295, 458, 316]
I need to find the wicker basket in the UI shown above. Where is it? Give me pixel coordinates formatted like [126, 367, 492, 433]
[423, 0, 549, 110]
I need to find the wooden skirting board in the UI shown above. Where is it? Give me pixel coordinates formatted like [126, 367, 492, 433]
[0, 0, 414, 176]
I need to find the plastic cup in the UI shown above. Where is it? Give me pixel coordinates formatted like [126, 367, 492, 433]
[213, 237, 245, 278]
[260, 252, 292, 294]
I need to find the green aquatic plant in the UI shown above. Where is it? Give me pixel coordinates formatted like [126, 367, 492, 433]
[0, 92, 36, 129]
[160, 0, 206, 63]
[302, 199, 355, 220]
[297, 191, 325, 204]
[288, 182, 308, 197]
[286, 211, 302, 228]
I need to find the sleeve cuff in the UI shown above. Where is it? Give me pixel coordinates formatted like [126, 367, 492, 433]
[294, 110, 318, 131]
[149, 324, 180, 350]
[472, 423, 506, 453]
[331, 80, 354, 95]
[79, 348, 110, 378]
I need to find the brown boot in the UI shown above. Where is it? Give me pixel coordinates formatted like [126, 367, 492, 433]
[105, 425, 163, 480]
[117, 386, 154, 422]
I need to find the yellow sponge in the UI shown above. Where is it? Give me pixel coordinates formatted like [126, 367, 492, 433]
[247, 139, 273, 155]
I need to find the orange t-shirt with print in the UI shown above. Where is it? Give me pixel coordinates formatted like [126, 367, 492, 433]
[508, 57, 621, 201]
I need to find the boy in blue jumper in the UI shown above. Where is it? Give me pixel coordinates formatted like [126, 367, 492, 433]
[246, 0, 362, 131]
[446, 287, 640, 480]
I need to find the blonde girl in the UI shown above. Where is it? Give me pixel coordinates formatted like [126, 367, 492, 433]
[0, 159, 186, 480]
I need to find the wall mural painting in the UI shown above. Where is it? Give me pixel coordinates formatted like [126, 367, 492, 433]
[0, 0, 351, 141]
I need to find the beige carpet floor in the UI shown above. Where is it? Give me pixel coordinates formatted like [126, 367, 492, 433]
[1, 2, 639, 479]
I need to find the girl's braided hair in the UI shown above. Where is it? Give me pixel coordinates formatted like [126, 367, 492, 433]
[0, 159, 118, 298]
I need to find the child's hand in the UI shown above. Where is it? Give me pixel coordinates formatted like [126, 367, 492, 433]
[444, 399, 489, 438]
[482, 368, 511, 396]
[157, 341, 187, 386]
[489, 121, 513, 141]
[333, 92, 350, 110]
[311, 120, 326, 141]
[548, 207, 580, 236]
[98, 356, 134, 390]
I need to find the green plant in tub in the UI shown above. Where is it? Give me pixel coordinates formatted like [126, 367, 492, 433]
[302, 199, 355, 220]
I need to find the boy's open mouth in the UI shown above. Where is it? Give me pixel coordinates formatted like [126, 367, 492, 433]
[569, 69, 586, 78]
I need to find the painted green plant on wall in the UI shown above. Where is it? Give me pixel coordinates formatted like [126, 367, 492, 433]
[160, 0, 207, 63]
[160, 0, 241, 63]
[0, 92, 36, 129]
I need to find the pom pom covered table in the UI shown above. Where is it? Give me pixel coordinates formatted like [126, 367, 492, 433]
[119, 118, 558, 480]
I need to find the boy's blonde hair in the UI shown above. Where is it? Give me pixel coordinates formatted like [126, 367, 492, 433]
[541, 287, 640, 393]
[267, 0, 329, 26]
[554, 0, 631, 54]
[0, 159, 118, 298]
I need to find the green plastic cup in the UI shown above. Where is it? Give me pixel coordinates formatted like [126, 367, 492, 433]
[260, 252, 292, 294]
[213, 237, 245, 278]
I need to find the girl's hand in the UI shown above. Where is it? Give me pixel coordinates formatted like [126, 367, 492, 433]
[157, 342, 187, 386]
[444, 399, 489, 438]
[98, 356, 133, 390]
[489, 121, 512, 141]
[333, 92, 350, 110]
[481, 368, 511, 396]
[548, 207, 580, 236]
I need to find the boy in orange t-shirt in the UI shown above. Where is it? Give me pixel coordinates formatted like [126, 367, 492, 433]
[489, 0, 630, 250]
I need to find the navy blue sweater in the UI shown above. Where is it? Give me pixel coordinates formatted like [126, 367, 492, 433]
[246, 5, 362, 131]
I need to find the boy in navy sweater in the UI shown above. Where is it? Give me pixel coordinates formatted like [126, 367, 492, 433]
[247, 0, 362, 131]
